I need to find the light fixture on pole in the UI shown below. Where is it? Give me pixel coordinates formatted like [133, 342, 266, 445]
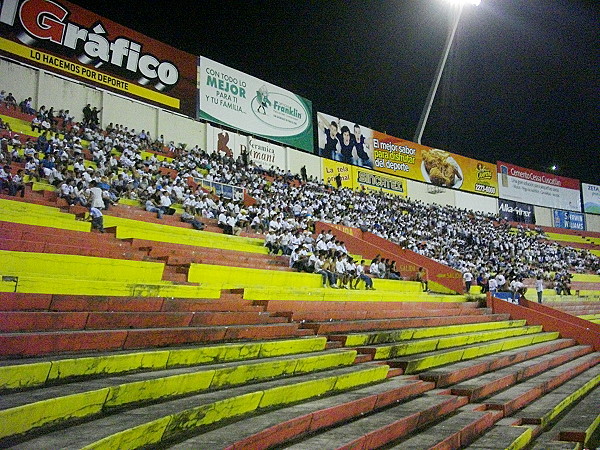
[413, 0, 481, 145]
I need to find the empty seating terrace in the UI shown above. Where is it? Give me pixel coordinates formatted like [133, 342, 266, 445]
[0, 109, 599, 449]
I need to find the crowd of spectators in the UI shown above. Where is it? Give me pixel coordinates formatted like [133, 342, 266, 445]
[1, 92, 599, 290]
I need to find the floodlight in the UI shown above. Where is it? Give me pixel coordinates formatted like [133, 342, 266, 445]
[444, 0, 481, 5]
[415, 0, 482, 144]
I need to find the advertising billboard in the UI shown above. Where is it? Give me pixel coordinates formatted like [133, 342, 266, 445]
[498, 199, 536, 224]
[316, 112, 374, 169]
[0, 0, 197, 115]
[582, 183, 600, 214]
[553, 210, 585, 231]
[354, 166, 407, 196]
[198, 56, 313, 152]
[497, 162, 581, 212]
[316, 113, 497, 197]
[243, 137, 286, 170]
[322, 159, 353, 189]
[321, 160, 407, 196]
[372, 131, 498, 197]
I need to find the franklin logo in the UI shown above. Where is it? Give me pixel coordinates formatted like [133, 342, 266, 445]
[251, 91, 308, 131]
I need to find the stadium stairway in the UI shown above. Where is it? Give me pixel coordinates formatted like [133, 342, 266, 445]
[1, 192, 599, 448]
[0, 294, 598, 449]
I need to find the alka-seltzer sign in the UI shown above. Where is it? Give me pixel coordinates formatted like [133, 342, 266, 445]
[198, 56, 313, 152]
[0, 0, 197, 114]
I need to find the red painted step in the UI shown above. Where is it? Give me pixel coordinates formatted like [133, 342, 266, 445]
[0, 323, 304, 357]
[301, 313, 511, 335]
[256, 299, 479, 313]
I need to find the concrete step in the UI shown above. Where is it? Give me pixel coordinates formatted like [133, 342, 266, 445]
[0, 336, 328, 391]
[359, 325, 544, 361]
[419, 338, 578, 387]
[529, 384, 600, 449]
[512, 362, 600, 427]
[0, 363, 388, 449]
[387, 331, 560, 374]
[0, 322, 305, 357]
[300, 313, 512, 335]
[281, 391, 468, 449]
[450, 345, 595, 401]
[465, 423, 537, 450]
[387, 406, 503, 449]
[330, 319, 527, 347]
[482, 353, 599, 416]
[170, 376, 433, 449]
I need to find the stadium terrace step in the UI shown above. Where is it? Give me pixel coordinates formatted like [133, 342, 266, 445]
[1, 250, 165, 283]
[529, 384, 600, 449]
[0, 310, 285, 332]
[0, 200, 91, 232]
[300, 313, 512, 335]
[357, 325, 544, 360]
[512, 365, 600, 428]
[0, 293, 260, 313]
[280, 306, 490, 322]
[330, 319, 526, 347]
[243, 286, 467, 302]
[386, 331, 560, 374]
[0, 322, 308, 357]
[387, 407, 503, 449]
[189, 263, 425, 293]
[450, 345, 596, 401]
[0, 363, 389, 448]
[0, 336, 328, 391]
[256, 299, 480, 313]
[465, 424, 536, 449]
[281, 392, 468, 449]
[481, 353, 599, 417]
[0, 238, 148, 260]
[419, 338, 579, 388]
[171, 376, 434, 449]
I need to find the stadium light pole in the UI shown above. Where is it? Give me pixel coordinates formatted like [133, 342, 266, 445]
[414, 0, 481, 145]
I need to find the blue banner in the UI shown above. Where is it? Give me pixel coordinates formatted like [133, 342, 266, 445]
[553, 210, 585, 231]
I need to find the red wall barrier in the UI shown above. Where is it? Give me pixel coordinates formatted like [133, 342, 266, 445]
[315, 222, 463, 294]
[363, 232, 464, 294]
[488, 295, 600, 351]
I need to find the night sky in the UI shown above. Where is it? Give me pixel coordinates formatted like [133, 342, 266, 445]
[70, 0, 599, 185]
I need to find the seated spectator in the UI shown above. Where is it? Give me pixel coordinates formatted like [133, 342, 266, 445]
[3, 92, 17, 110]
[353, 259, 375, 290]
[388, 260, 402, 280]
[181, 205, 205, 230]
[31, 115, 43, 132]
[145, 194, 163, 218]
[21, 97, 35, 115]
[0, 164, 11, 193]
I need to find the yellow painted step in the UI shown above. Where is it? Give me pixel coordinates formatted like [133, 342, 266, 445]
[0, 250, 164, 282]
[0, 337, 327, 390]
[243, 286, 467, 302]
[0, 349, 359, 440]
[189, 263, 425, 293]
[0, 210, 91, 232]
[402, 331, 560, 374]
[0, 274, 220, 298]
[80, 364, 389, 450]
[104, 215, 263, 246]
[343, 320, 527, 347]
[369, 326, 544, 360]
